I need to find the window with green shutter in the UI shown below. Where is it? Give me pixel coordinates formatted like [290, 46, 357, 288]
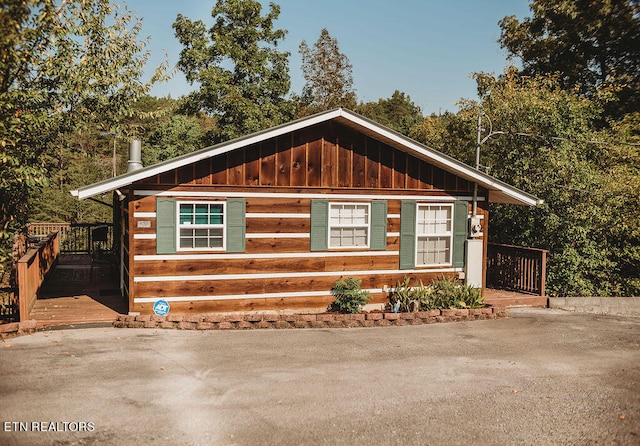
[399, 200, 468, 269]
[156, 198, 246, 253]
[310, 200, 387, 251]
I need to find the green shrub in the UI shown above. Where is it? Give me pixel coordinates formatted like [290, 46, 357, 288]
[388, 275, 484, 311]
[389, 276, 435, 312]
[430, 275, 484, 309]
[330, 277, 371, 314]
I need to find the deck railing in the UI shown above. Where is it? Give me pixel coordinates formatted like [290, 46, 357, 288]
[17, 232, 60, 321]
[27, 222, 113, 254]
[487, 243, 548, 296]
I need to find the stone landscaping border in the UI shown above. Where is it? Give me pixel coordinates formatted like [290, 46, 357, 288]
[114, 307, 507, 330]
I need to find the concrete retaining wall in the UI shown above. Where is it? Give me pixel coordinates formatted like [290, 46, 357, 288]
[549, 297, 640, 318]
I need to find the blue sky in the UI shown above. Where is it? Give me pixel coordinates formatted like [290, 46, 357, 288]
[125, 0, 532, 115]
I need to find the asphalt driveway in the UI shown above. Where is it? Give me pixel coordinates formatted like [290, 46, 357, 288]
[1, 308, 639, 445]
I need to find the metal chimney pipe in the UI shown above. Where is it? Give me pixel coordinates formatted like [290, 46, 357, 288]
[127, 139, 143, 172]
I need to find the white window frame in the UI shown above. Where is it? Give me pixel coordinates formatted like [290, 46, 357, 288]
[328, 202, 371, 249]
[177, 201, 226, 251]
[415, 203, 453, 267]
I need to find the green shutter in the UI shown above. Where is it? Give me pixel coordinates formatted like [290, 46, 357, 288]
[156, 198, 176, 254]
[310, 200, 329, 251]
[399, 200, 416, 269]
[226, 198, 246, 252]
[452, 201, 469, 268]
[370, 200, 388, 251]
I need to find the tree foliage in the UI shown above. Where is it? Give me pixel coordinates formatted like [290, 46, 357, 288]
[143, 114, 204, 166]
[0, 0, 167, 276]
[499, 0, 640, 118]
[173, 0, 294, 143]
[410, 110, 476, 165]
[298, 28, 356, 116]
[425, 69, 640, 296]
[356, 90, 423, 136]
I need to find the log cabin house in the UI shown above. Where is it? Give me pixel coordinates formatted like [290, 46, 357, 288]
[71, 108, 542, 315]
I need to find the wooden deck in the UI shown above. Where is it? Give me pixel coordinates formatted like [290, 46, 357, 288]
[29, 255, 545, 327]
[483, 288, 548, 308]
[32, 255, 126, 328]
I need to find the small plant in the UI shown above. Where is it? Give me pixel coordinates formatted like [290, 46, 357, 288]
[388, 275, 484, 311]
[430, 275, 484, 309]
[455, 282, 484, 309]
[330, 277, 371, 314]
[388, 276, 413, 312]
[389, 276, 435, 312]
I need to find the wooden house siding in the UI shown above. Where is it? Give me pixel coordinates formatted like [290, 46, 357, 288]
[125, 187, 487, 314]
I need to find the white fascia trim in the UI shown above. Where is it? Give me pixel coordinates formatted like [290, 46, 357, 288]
[133, 288, 383, 303]
[133, 268, 461, 283]
[246, 233, 310, 239]
[134, 212, 156, 218]
[133, 212, 311, 219]
[135, 232, 309, 240]
[246, 213, 311, 219]
[135, 250, 400, 261]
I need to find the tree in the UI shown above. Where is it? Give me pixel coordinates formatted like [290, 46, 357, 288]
[0, 0, 167, 275]
[499, 0, 640, 118]
[470, 70, 640, 296]
[411, 68, 640, 296]
[173, 0, 294, 143]
[143, 114, 204, 166]
[356, 90, 423, 136]
[298, 28, 357, 116]
[410, 110, 476, 165]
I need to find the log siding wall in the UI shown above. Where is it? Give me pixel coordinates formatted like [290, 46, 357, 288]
[127, 190, 487, 314]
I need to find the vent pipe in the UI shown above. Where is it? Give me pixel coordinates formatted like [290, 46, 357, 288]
[127, 139, 143, 172]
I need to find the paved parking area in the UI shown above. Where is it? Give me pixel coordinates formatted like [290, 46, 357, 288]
[1, 308, 639, 445]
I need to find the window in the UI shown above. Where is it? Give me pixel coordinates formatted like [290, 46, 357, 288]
[178, 202, 225, 250]
[416, 204, 453, 266]
[329, 203, 370, 248]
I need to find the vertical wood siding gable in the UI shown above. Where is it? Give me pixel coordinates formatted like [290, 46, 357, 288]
[156, 198, 176, 254]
